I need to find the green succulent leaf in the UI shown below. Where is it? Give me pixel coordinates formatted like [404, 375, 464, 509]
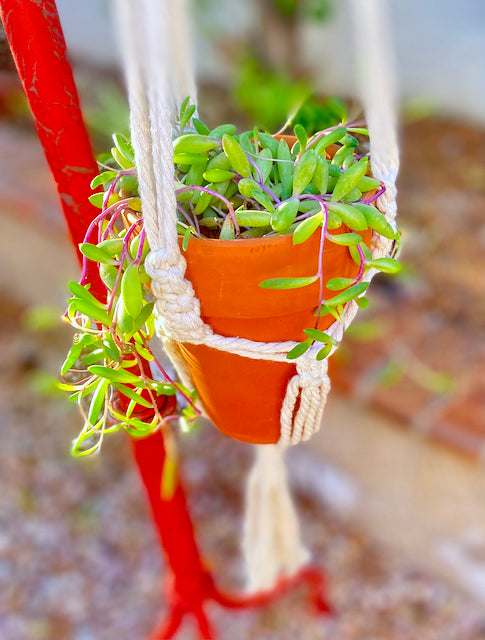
[331, 157, 369, 202]
[325, 282, 369, 307]
[328, 232, 362, 246]
[303, 328, 337, 345]
[222, 133, 251, 177]
[287, 338, 313, 359]
[79, 243, 118, 265]
[277, 139, 293, 200]
[365, 257, 402, 274]
[259, 275, 319, 290]
[173, 134, 220, 154]
[326, 277, 355, 290]
[292, 149, 317, 196]
[121, 264, 143, 318]
[271, 198, 299, 232]
[293, 211, 323, 245]
[90, 171, 117, 189]
[353, 203, 396, 239]
[314, 127, 347, 154]
[316, 344, 333, 360]
[327, 202, 368, 231]
[236, 210, 272, 227]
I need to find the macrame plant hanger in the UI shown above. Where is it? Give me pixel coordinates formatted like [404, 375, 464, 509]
[0, 0, 398, 636]
[118, 0, 399, 593]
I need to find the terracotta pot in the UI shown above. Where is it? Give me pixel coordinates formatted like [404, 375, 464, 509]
[176, 136, 372, 444]
[178, 226, 371, 444]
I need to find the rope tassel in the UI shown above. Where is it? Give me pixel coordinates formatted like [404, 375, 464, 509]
[281, 352, 331, 445]
[243, 445, 309, 592]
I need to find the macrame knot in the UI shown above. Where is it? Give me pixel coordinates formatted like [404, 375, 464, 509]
[146, 248, 211, 344]
[280, 349, 331, 445]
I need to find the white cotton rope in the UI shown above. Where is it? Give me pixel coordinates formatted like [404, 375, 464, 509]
[115, 0, 398, 592]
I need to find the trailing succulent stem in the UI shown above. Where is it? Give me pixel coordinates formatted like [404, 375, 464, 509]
[60, 97, 401, 455]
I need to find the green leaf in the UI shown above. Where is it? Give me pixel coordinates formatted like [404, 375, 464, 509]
[356, 176, 381, 192]
[98, 238, 124, 257]
[60, 341, 85, 375]
[331, 145, 354, 167]
[254, 147, 273, 183]
[238, 178, 274, 213]
[88, 365, 145, 386]
[191, 118, 210, 135]
[326, 277, 355, 290]
[180, 104, 196, 132]
[68, 281, 105, 307]
[210, 124, 236, 138]
[313, 156, 329, 194]
[70, 299, 112, 326]
[271, 198, 299, 232]
[342, 188, 362, 203]
[294, 124, 307, 154]
[132, 301, 155, 335]
[238, 132, 253, 154]
[328, 232, 362, 246]
[316, 344, 333, 360]
[325, 282, 369, 306]
[79, 243, 118, 265]
[112, 133, 135, 164]
[314, 127, 347, 154]
[259, 133, 279, 155]
[102, 335, 120, 361]
[303, 328, 337, 344]
[173, 152, 208, 165]
[365, 258, 402, 274]
[173, 134, 220, 154]
[287, 338, 312, 359]
[292, 149, 317, 196]
[327, 202, 368, 231]
[327, 211, 342, 230]
[331, 157, 369, 202]
[236, 210, 272, 227]
[219, 215, 235, 239]
[193, 188, 213, 215]
[113, 383, 153, 408]
[293, 211, 323, 245]
[259, 275, 319, 290]
[99, 264, 118, 291]
[203, 168, 235, 182]
[277, 139, 293, 200]
[87, 378, 109, 425]
[356, 296, 369, 309]
[222, 133, 250, 177]
[121, 264, 143, 318]
[353, 203, 396, 239]
[112, 147, 133, 170]
[90, 171, 117, 189]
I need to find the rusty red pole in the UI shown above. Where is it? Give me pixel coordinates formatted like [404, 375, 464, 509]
[0, 1, 213, 636]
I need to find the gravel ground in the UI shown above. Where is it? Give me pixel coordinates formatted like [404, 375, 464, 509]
[2, 296, 485, 640]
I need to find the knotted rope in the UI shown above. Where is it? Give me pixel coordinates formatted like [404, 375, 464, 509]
[116, 0, 398, 592]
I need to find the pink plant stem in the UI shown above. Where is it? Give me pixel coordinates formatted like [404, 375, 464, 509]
[176, 185, 240, 234]
[359, 185, 386, 205]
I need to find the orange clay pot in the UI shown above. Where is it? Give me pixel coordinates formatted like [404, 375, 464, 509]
[176, 135, 372, 444]
[178, 225, 371, 444]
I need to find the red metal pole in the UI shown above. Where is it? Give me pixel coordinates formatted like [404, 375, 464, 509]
[0, 0, 213, 635]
